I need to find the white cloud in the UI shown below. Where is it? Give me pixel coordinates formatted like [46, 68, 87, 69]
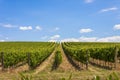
[79, 28, 93, 33]
[0, 40, 5, 42]
[55, 27, 59, 31]
[61, 36, 120, 42]
[113, 24, 120, 30]
[61, 38, 79, 42]
[48, 40, 57, 42]
[61, 37, 97, 42]
[50, 35, 60, 40]
[5, 37, 8, 40]
[99, 7, 118, 13]
[35, 26, 42, 30]
[49, 34, 60, 42]
[0, 23, 16, 28]
[50, 27, 60, 32]
[85, 0, 94, 3]
[79, 36, 97, 42]
[97, 36, 120, 42]
[19, 26, 32, 31]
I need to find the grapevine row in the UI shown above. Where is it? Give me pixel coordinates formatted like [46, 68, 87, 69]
[62, 42, 120, 69]
[0, 42, 55, 69]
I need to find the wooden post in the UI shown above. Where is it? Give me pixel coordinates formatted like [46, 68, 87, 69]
[1, 52, 4, 71]
[114, 46, 119, 69]
[27, 53, 31, 69]
[86, 50, 89, 70]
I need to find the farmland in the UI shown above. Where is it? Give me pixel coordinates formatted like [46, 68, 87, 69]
[0, 42, 120, 80]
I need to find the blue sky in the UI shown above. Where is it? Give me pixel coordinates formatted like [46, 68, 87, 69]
[0, 0, 120, 42]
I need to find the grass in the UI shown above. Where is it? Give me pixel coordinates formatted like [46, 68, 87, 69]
[0, 66, 120, 80]
[10, 71, 119, 80]
[29, 69, 120, 80]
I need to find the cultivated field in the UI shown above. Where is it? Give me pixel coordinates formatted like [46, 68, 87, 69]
[0, 42, 120, 80]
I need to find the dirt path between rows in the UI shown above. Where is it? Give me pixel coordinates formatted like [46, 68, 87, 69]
[34, 50, 56, 75]
[88, 64, 101, 74]
[0, 63, 2, 71]
[0, 62, 29, 73]
[58, 44, 76, 71]
[13, 64, 29, 73]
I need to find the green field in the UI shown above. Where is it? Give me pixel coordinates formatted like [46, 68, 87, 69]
[0, 42, 120, 80]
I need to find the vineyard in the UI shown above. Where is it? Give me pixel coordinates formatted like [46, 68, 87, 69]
[0, 42, 120, 80]
[62, 42, 120, 70]
[0, 42, 55, 70]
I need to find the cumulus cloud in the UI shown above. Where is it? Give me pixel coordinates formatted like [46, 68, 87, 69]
[0, 23, 16, 28]
[19, 26, 32, 31]
[97, 36, 120, 42]
[61, 37, 97, 42]
[61, 36, 120, 42]
[0, 40, 5, 42]
[61, 38, 79, 42]
[5, 37, 9, 40]
[54, 27, 60, 31]
[49, 34, 60, 42]
[35, 26, 42, 30]
[113, 24, 120, 30]
[79, 28, 93, 33]
[50, 27, 60, 32]
[85, 0, 94, 3]
[48, 40, 57, 42]
[99, 7, 118, 13]
[79, 36, 97, 42]
[50, 35, 60, 40]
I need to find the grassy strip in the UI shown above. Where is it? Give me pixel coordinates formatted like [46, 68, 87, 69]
[18, 72, 119, 80]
